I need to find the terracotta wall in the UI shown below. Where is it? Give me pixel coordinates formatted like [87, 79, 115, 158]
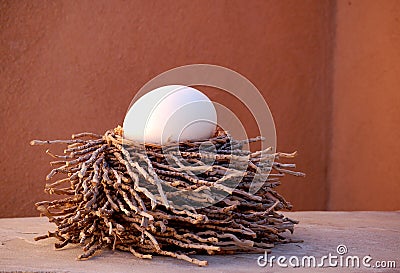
[328, 0, 400, 210]
[0, 0, 398, 217]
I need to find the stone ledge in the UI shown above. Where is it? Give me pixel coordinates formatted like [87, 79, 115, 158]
[0, 212, 399, 273]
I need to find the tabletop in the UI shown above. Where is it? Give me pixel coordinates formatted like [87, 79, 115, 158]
[0, 211, 399, 273]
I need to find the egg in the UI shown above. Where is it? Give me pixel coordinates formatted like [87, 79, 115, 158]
[123, 85, 217, 144]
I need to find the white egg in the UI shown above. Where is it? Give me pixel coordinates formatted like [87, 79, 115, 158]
[123, 85, 217, 144]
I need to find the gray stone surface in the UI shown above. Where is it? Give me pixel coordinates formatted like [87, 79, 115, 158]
[0, 212, 399, 273]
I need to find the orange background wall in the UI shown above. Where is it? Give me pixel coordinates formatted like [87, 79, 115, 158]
[0, 0, 398, 217]
[329, 0, 400, 210]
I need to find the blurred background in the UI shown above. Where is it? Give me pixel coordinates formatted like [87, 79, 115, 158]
[1, 0, 399, 217]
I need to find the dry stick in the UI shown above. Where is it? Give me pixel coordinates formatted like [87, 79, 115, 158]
[30, 139, 86, 146]
[72, 132, 103, 139]
[158, 250, 208, 266]
[46, 149, 72, 160]
[129, 246, 152, 259]
[64, 139, 104, 153]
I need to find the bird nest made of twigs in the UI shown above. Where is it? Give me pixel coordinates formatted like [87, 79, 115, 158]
[30, 126, 304, 266]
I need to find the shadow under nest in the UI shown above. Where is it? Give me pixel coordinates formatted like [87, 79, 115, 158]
[31, 126, 305, 266]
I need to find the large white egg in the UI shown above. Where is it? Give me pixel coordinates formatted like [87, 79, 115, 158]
[123, 85, 217, 144]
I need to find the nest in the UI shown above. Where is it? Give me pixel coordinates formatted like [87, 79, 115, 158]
[31, 126, 304, 266]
